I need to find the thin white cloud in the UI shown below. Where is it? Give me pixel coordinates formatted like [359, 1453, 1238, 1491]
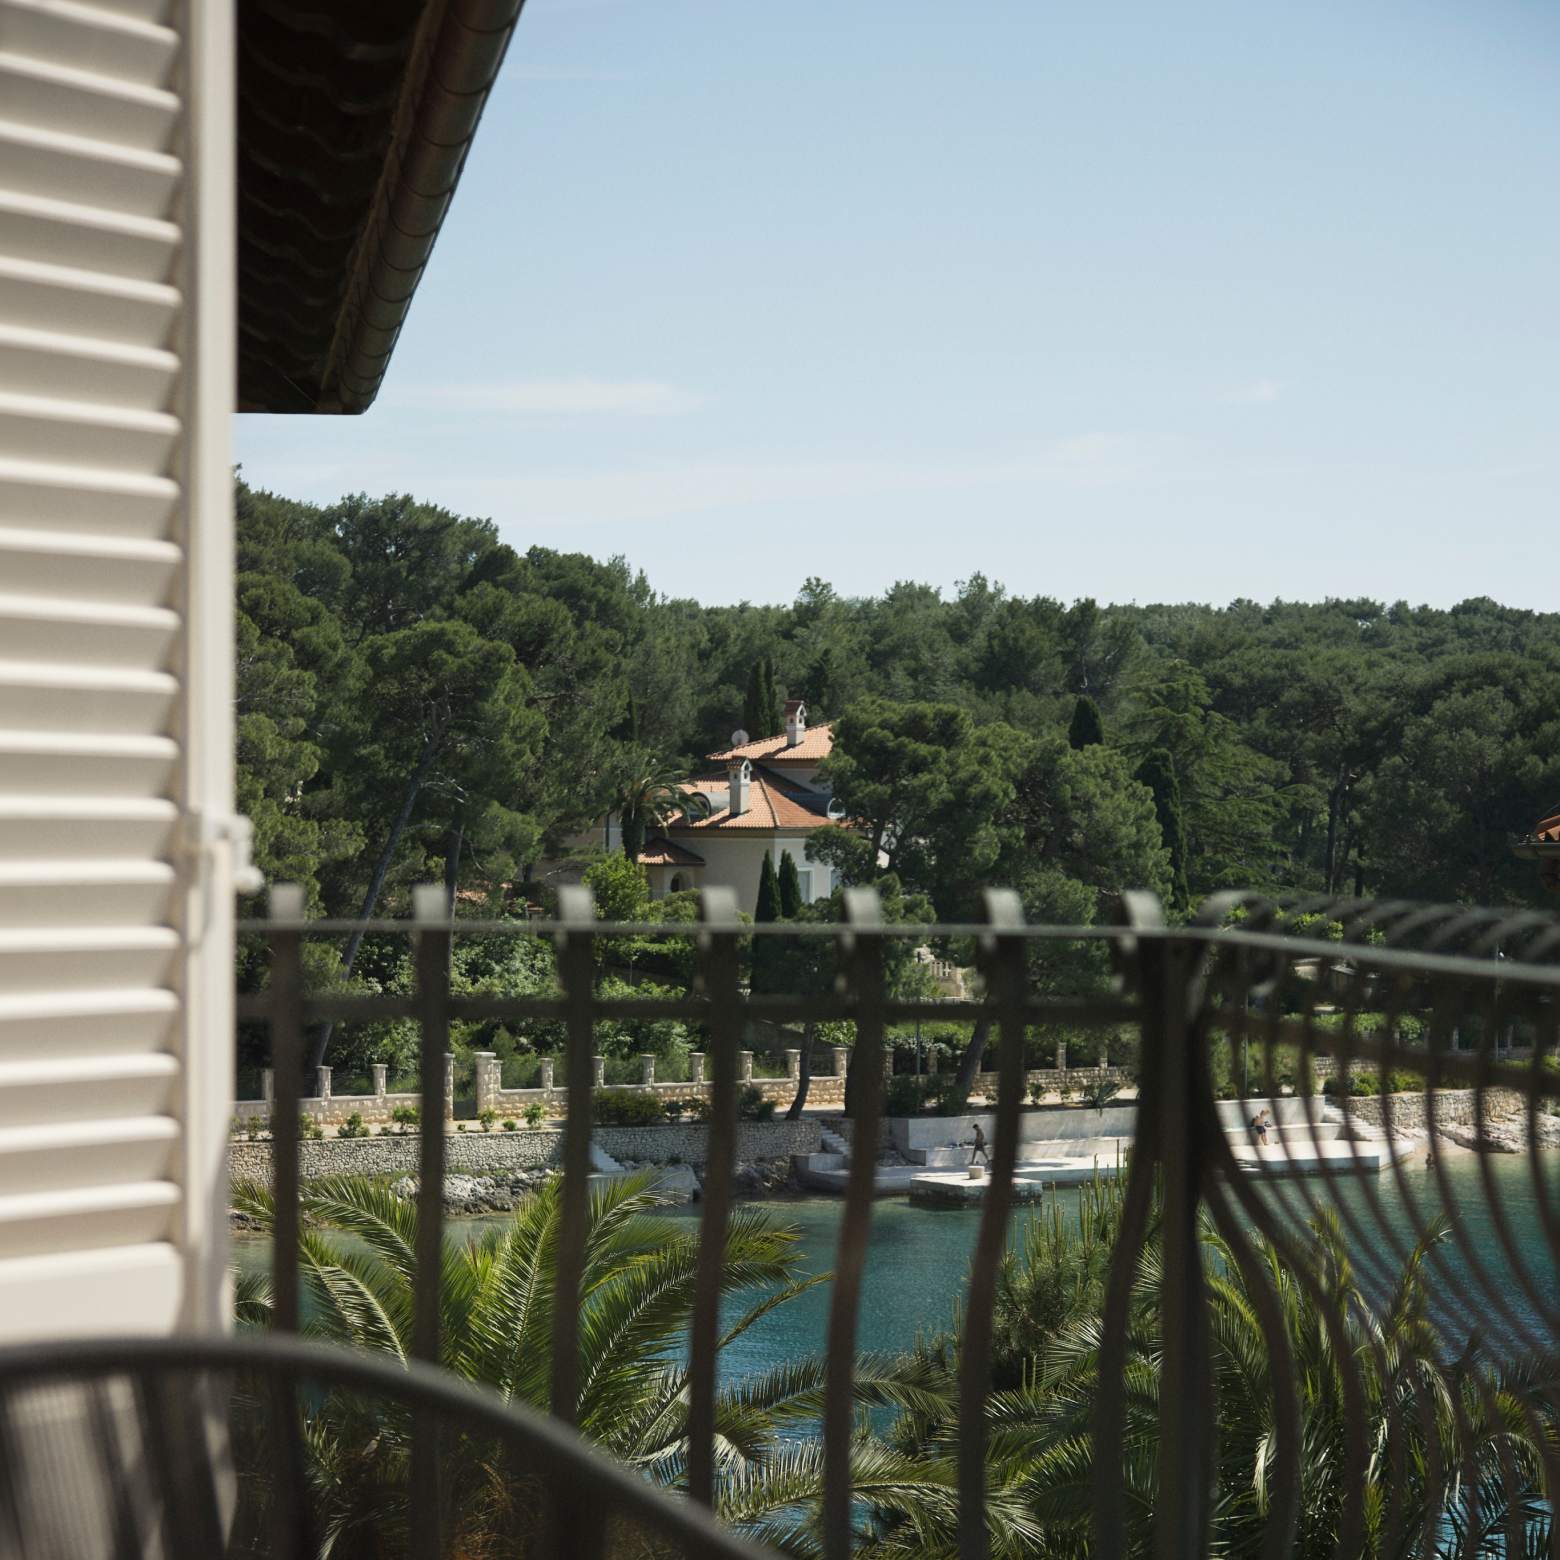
[391, 378, 703, 417]
[1225, 378, 1283, 405]
[444, 433, 1191, 528]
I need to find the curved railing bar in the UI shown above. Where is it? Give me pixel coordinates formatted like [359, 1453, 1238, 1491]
[0, 1334, 773, 1560]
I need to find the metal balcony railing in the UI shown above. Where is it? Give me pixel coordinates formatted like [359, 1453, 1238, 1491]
[1, 885, 1558, 1558]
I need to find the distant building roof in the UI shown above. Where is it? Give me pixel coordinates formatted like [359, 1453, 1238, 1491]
[707, 722, 835, 765]
[637, 838, 706, 868]
[671, 768, 833, 835]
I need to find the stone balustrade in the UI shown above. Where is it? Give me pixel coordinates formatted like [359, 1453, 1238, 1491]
[235, 1053, 456, 1127]
[236, 1051, 1142, 1132]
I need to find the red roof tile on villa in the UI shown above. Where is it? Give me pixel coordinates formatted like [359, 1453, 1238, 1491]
[672, 769, 832, 834]
[707, 722, 834, 764]
[637, 838, 706, 868]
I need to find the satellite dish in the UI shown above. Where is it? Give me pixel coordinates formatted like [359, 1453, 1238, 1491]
[730, 728, 750, 747]
[827, 798, 847, 821]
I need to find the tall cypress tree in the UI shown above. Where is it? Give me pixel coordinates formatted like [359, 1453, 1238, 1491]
[753, 853, 782, 992]
[1135, 747, 1190, 911]
[1068, 694, 1105, 750]
[759, 658, 780, 738]
[742, 661, 766, 737]
[777, 849, 802, 917]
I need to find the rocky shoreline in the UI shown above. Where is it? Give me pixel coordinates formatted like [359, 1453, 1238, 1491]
[231, 1155, 803, 1226]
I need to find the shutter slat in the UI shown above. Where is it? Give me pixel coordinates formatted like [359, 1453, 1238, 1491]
[0, 985, 178, 1061]
[0, 255, 177, 345]
[0, 1244, 181, 1340]
[0, 188, 177, 280]
[0, 459, 178, 539]
[0, 54, 177, 150]
[0, 798, 178, 861]
[0, 118, 179, 215]
[0, 663, 177, 733]
[0, 324, 177, 408]
[0, 1, 178, 87]
[0, 594, 178, 666]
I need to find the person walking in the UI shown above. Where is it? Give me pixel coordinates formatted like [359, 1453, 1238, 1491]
[1249, 1107, 1273, 1146]
[969, 1120, 990, 1167]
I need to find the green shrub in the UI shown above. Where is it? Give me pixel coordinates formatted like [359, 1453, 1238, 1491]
[477, 1108, 498, 1133]
[682, 1096, 712, 1123]
[522, 1099, 547, 1128]
[1083, 1077, 1121, 1113]
[737, 1086, 776, 1122]
[298, 1113, 324, 1142]
[391, 1104, 420, 1134]
[590, 1089, 665, 1127]
[1322, 1069, 1425, 1098]
[885, 1074, 931, 1116]
[662, 1098, 686, 1122]
[502, 1118, 518, 1131]
[337, 1112, 370, 1139]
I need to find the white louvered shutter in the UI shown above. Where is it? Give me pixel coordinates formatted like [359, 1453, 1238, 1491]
[0, 0, 240, 1341]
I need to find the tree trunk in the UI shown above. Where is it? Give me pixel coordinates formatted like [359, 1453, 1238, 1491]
[309, 732, 440, 1072]
[1324, 764, 1347, 895]
[444, 822, 464, 912]
[785, 1022, 815, 1121]
[947, 1016, 992, 1111]
[621, 807, 645, 861]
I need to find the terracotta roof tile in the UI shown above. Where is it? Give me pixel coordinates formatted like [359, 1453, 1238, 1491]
[707, 722, 834, 764]
[671, 767, 834, 834]
[637, 838, 706, 868]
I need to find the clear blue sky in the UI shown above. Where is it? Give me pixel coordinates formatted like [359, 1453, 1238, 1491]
[235, 0, 1560, 610]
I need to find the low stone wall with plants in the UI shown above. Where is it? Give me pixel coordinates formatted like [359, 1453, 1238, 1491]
[229, 1117, 822, 1185]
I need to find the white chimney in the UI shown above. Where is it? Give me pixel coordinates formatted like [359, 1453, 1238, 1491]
[727, 758, 751, 815]
[784, 699, 807, 748]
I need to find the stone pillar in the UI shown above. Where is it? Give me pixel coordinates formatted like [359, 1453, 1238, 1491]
[785, 1049, 801, 1080]
[1057, 1038, 1067, 1073]
[689, 1052, 706, 1085]
[882, 1049, 894, 1081]
[639, 1053, 656, 1085]
[539, 1058, 555, 1091]
[315, 1066, 331, 1102]
[371, 1063, 387, 1098]
[472, 1051, 499, 1115]
[831, 1046, 850, 1078]
[926, 1048, 938, 1075]
[739, 1050, 754, 1082]
[592, 1055, 606, 1087]
[261, 1068, 274, 1105]
[444, 1053, 455, 1119]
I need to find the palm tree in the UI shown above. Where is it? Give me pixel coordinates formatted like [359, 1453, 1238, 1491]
[232, 1172, 977, 1556]
[613, 753, 693, 861]
[876, 1184, 1554, 1560]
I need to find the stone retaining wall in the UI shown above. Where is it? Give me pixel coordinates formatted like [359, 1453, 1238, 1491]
[1335, 1087, 1528, 1133]
[229, 1117, 822, 1185]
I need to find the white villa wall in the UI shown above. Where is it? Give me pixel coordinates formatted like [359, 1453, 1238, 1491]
[676, 832, 831, 915]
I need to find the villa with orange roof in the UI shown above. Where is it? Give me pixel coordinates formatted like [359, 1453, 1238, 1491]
[600, 701, 844, 912]
[1512, 805, 1560, 890]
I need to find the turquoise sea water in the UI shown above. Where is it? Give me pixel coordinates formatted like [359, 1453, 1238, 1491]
[649, 1152, 1560, 1373]
[240, 1153, 1559, 1369]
